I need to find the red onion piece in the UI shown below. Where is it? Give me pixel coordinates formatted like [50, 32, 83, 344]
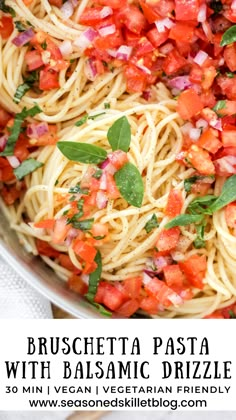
[6, 155, 20, 168]
[96, 190, 108, 209]
[142, 272, 152, 285]
[100, 159, 110, 169]
[193, 50, 208, 66]
[142, 90, 151, 101]
[100, 6, 113, 18]
[155, 18, 174, 33]
[61, 1, 74, 19]
[168, 292, 183, 306]
[136, 62, 151, 75]
[70, 0, 78, 7]
[0, 134, 8, 152]
[232, 0, 236, 11]
[27, 122, 49, 139]
[59, 40, 73, 57]
[74, 28, 98, 51]
[168, 75, 192, 91]
[189, 127, 201, 141]
[107, 48, 117, 58]
[143, 269, 159, 278]
[99, 173, 107, 190]
[159, 42, 174, 55]
[116, 45, 132, 61]
[181, 122, 194, 135]
[214, 156, 236, 175]
[98, 24, 116, 37]
[153, 255, 172, 272]
[209, 118, 222, 131]
[197, 3, 207, 22]
[65, 228, 78, 247]
[84, 58, 98, 81]
[196, 118, 208, 130]
[12, 28, 35, 47]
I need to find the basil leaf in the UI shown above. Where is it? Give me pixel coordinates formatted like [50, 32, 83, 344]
[0, 0, 15, 17]
[89, 112, 106, 120]
[208, 174, 236, 213]
[13, 158, 43, 180]
[229, 310, 236, 319]
[92, 168, 103, 179]
[144, 214, 159, 233]
[69, 184, 89, 195]
[23, 71, 39, 84]
[209, 0, 223, 14]
[187, 195, 217, 215]
[70, 217, 94, 230]
[104, 103, 110, 109]
[1, 104, 42, 156]
[221, 25, 236, 46]
[107, 116, 131, 152]
[88, 302, 112, 317]
[13, 82, 31, 104]
[15, 21, 27, 32]
[184, 176, 199, 193]
[212, 100, 226, 116]
[75, 115, 88, 126]
[41, 40, 47, 50]
[57, 142, 107, 164]
[165, 214, 204, 229]
[86, 251, 102, 302]
[193, 223, 206, 249]
[114, 162, 144, 208]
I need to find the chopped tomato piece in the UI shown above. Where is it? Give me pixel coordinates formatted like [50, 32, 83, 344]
[225, 203, 236, 229]
[187, 145, 215, 176]
[177, 89, 203, 120]
[224, 44, 236, 73]
[108, 150, 128, 169]
[162, 49, 187, 75]
[73, 240, 97, 262]
[198, 128, 222, 154]
[124, 64, 147, 92]
[201, 67, 217, 91]
[139, 0, 161, 24]
[146, 27, 169, 48]
[49, 0, 63, 6]
[165, 189, 183, 218]
[29, 125, 58, 147]
[58, 254, 76, 271]
[140, 296, 159, 314]
[116, 299, 139, 317]
[68, 274, 88, 295]
[1, 185, 22, 205]
[116, 6, 147, 35]
[145, 277, 182, 307]
[221, 125, 236, 147]
[79, 7, 105, 25]
[98, 0, 126, 8]
[34, 219, 55, 229]
[94, 29, 123, 50]
[94, 281, 126, 311]
[156, 227, 180, 253]
[106, 173, 120, 199]
[122, 276, 142, 299]
[0, 157, 14, 182]
[175, 0, 199, 21]
[163, 264, 185, 288]
[51, 218, 70, 244]
[217, 76, 236, 101]
[169, 22, 195, 43]
[179, 254, 207, 289]
[83, 260, 98, 274]
[36, 239, 60, 258]
[25, 50, 44, 71]
[39, 69, 59, 91]
[0, 16, 14, 39]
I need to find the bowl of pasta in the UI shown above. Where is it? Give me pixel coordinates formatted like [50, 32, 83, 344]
[1, 0, 236, 319]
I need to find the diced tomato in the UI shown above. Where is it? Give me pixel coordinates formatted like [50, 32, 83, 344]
[68, 274, 88, 295]
[219, 101, 236, 117]
[79, 7, 105, 25]
[149, 0, 175, 18]
[94, 30, 123, 50]
[0, 107, 11, 128]
[162, 49, 187, 75]
[29, 125, 58, 147]
[82, 260, 98, 274]
[25, 50, 44, 71]
[205, 312, 224, 319]
[98, 0, 126, 8]
[116, 5, 147, 34]
[122, 276, 142, 299]
[36, 239, 60, 258]
[124, 64, 147, 92]
[108, 150, 128, 170]
[58, 254, 76, 271]
[217, 76, 236, 101]
[175, 0, 199, 21]
[49, 0, 63, 6]
[91, 223, 109, 238]
[169, 22, 195, 43]
[187, 145, 215, 175]
[73, 240, 97, 262]
[105, 173, 120, 199]
[201, 66, 217, 91]
[34, 219, 55, 229]
[146, 27, 169, 48]
[156, 227, 180, 253]
[39, 69, 59, 90]
[165, 189, 183, 218]
[221, 125, 236, 147]
[145, 277, 182, 307]
[163, 264, 185, 288]
[177, 89, 203, 120]
[124, 29, 141, 47]
[0, 157, 14, 182]
[14, 136, 30, 162]
[139, 296, 159, 314]
[139, 0, 161, 24]
[224, 44, 236, 72]
[0, 16, 14, 39]
[200, 90, 216, 109]
[198, 128, 222, 154]
[225, 203, 236, 228]
[51, 218, 70, 244]
[94, 281, 126, 311]
[135, 37, 155, 57]
[191, 182, 212, 196]
[214, 156, 236, 177]
[116, 299, 139, 317]
[179, 254, 207, 289]
[1, 185, 22, 205]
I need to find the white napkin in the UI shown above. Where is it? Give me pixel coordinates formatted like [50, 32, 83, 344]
[0, 256, 52, 318]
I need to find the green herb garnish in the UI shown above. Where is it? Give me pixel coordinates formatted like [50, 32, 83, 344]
[69, 184, 89, 195]
[57, 142, 107, 164]
[165, 214, 203, 229]
[92, 168, 103, 179]
[114, 162, 144, 208]
[144, 214, 159, 233]
[15, 21, 27, 32]
[0, 0, 15, 17]
[13, 158, 43, 180]
[107, 116, 131, 153]
[221, 25, 236, 46]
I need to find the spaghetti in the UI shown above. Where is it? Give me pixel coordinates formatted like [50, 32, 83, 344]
[1, 0, 236, 318]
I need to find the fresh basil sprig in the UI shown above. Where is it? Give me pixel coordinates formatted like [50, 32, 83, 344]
[221, 25, 236, 46]
[68, 217, 94, 231]
[1, 104, 42, 156]
[107, 116, 131, 153]
[0, 0, 15, 17]
[14, 72, 39, 104]
[208, 174, 236, 213]
[193, 222, 206, 249]
[86, 250, 102, 302]
[165, 214, 203, 229]
[57, 142, 107, 164]
[187, 195, 217, 215]
[144, 214, 159, 233]
[13, 158, 43, 180]
[114, 162, 144, 208]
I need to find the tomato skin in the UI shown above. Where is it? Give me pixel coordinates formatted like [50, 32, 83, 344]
[122, 276, 142, 299]
[94, 29, 123, 50]
[224, 44, 236, 72]
[39, 69, 60, 91]
[162, 49, 187, 75]
[177, 89, 204, 120]
[144, 277, 182, 307]
[163, 264, 185, 288]
[175, 0, 199, 21]
[116, 5, 147, 34]
[52, 218, 71, 244]
[156, 227, 180, 253]
[79, 7, 105, 26]
[169, 22, 195, 43]
[139, 296, 159, 315]
[221, 125, 236, 147]
[34, 219, 55, 229]
[73, 240, 97, 263]
[25, 50, 44, 71]
[146, 27, 169, 48]
[165, 189, 183, 218]
[0, 16, 14, 39]
[94, 281, 125, 311]
[115, 299, 139, 317]
[187, 145, 215, 176]
[36, 239, 60, 258]
[179, 254, 207, 289]
[198, 128, 222, 154]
